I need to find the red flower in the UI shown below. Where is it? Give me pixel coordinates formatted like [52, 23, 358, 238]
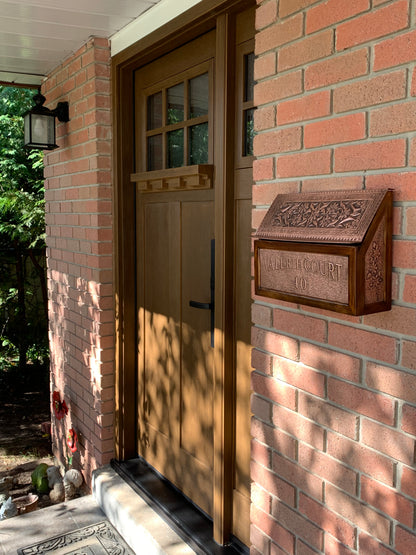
[67, 428, 78, 453]
[52, 391, 68, 420]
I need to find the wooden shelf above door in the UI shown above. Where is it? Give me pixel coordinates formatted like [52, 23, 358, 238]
[131, 164, 214, 192]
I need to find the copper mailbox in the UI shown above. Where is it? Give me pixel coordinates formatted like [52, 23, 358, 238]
[254, 190, 392, 315]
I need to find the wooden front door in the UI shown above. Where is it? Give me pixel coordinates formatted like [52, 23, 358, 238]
[131, 7, 254, 544]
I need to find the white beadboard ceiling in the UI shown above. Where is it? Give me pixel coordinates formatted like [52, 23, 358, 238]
[0, 0, 161, 86]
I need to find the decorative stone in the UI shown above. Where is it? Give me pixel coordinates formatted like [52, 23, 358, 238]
[0, 476, 13, 495]
[49, 482, 65, 504]
[0, 497, 18, 520]
[63, 469, 83, 489]
[47, 466, 62, 488]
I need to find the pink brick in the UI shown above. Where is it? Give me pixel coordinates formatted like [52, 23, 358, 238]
[276, 91, 331, 125]
[255, 13, 303, 54]
[299, 443, 358, 495]
[255, 0, 278, 30]
[252, 303, 272, 327]
[304, 113, 366, 148]
[254, 127, 302, 156]
[306, 0, 369, 34]
[374, 29, 416, 70]
[371, 100, 416, 137]
[278, 29, 333, 72]
[252, 394, 273, 422]
[401, 466, 416, 498]
[251, 372, 297, 409]
[327, 432, 395, 485]
[251, 505, 295, 554]
[299, 494, 356, 548]
[254, 105, 276, 131]
[271, 500, 324, 550]
[336, 138, 406, 172]
[402, 340, 416, 370]
[254, 53, 276, 81]
[272, 452, 323, 500]
[299, 343, 361, 382]
[336, 0, 409, 50]
[273, 308, 326, 343]
[328, 322, 398, 364]
[254, 71, 303, 106]
[363, 305, 416, 336]
[326, 484, 390, 543]
[278, 0, 319, 18]
[272, 404, 325, 450]
[359, 533, 397, 555]
[362, 419, 415, 465]
[361, 475, 413, 527]
[395, 526, 416, 553]
[273, 358, 325, 397]
[276, 149, 332, 178]
[252, 181, 300, 206]
[393, 240, 416, 270]
[299, 392, 358, 438]
[328, 378, 395, 425]
[305, 48, 368, 90]
[403, 274, 416, 303]
[252, 348, 272, 375]
[251, 460, 296, 505]
[251, 327, 299, 360]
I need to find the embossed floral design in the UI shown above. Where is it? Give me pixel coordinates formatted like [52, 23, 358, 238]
[272, 200, 368, 229]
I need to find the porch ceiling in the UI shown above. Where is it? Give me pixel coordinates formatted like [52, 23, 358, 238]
[0, 0, 161, 87]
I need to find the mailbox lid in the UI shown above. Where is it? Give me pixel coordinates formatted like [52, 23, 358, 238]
[256, 189, 389, 244]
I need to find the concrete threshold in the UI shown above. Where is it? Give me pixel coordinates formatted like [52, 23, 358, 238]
[93, 465, 197, 555]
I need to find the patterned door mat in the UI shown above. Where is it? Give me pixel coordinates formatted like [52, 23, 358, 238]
[17, 520, 135, 555]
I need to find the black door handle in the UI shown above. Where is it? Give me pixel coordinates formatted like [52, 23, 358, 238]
[189, 239, 215, 347]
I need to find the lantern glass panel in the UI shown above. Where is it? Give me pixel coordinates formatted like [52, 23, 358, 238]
[32, 113, 55, 145]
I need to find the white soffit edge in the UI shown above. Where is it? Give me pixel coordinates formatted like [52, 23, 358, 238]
[111, 0, 204, 57]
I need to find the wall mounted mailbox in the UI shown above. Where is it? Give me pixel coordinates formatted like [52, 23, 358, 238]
[254, 189, 392, 315]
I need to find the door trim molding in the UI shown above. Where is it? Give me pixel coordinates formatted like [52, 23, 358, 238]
[112, 0, 254, 545]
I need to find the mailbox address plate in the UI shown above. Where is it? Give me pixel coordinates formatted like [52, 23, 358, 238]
[254, 190, 392, 315]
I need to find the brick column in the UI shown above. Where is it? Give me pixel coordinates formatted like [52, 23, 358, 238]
[43, 37, 113, 486]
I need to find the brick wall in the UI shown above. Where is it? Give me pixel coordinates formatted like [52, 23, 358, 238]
[252, 1, 416, 553]
[43, 37, 114, 486]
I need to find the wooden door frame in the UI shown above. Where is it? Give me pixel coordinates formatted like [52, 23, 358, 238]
[112, 0, 254, 544]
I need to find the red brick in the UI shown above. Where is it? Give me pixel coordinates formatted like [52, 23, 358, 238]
[336, 0, 409, 50]
[299, 343, 361, 382]
[363, 305, 416, 336]
[251, 505, 295, 554]
[252, 394, 273, 422]
[253, 157, 274, 182]
[361, 475, 413, 527]
[272, 452, 323, 500]
[299, 494, 356, 548]
[327, 432, 395, 485]
[393, 240, 416, 270]
[252, 438, 272, 467]
[256, 1, 278, 30]
[304, 113, 366, 148]
[328, 322, 398, 364]
[252, 303, 273, 327]
[276, 91, 331, 125]
[253, 127, 302, 156]
[403, 274, 416, 303]
[254, 71, 302, 106]
[333, 70, 406, 113]
[362, 418, 415, 465]
[252, 181, 300, 206]
[256, 13, 303, 53]
[251, 327, 299, 360]
[272, 404, 325, 450]
[273, 358, 325, 397]
[371, 100, 416, 137]
[251, 371, 297, 409]
[254, 53, 276, 81]
[335, 139, 406, 173]
[299, 392, 358, 438]
[306, 0, 369, 34]
[305, 48, 369, 90]
[251, 460, 296, 505]
[359, 532, 397, 555]
[278, 30, 333, 72]
[324, 536, 356, 555]
[401, 466, 416, 497]
[374, 29, 416, 71]
[395, 526, 416, 553]
[254, 105, 276, 131]
[326, 484, 390, 543]
[328, 378, 395, 425]
[271, 499, 324, 550]
[276, 149, 332, 178]
[273, 308, 326, 343]
[402, 340, 416, 370]
[299, 443, 358, 495]
[301, 175, 364, 193]
[279, 0, 320, 18]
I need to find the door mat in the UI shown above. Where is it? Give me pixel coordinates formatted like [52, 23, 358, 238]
[17, 520, 135, 555]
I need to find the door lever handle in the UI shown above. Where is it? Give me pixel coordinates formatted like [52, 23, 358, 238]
[189, 300, 212, 310]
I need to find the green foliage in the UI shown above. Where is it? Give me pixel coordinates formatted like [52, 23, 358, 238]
[0, 86, 48, 387]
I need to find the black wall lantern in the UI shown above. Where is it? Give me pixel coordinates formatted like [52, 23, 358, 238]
[24, 90, 69, 150]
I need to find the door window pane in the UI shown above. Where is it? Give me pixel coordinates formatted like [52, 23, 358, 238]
[189, 123, 209, 165]
[167, 83, 184, 124]
[147, 134, 163, 171]
[147, 92, 163, 130]
[189, 73, 209, 118]
[167, 129, 184, 168]
[243, 109, 254, 157]
[244, 53, 255, 103]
